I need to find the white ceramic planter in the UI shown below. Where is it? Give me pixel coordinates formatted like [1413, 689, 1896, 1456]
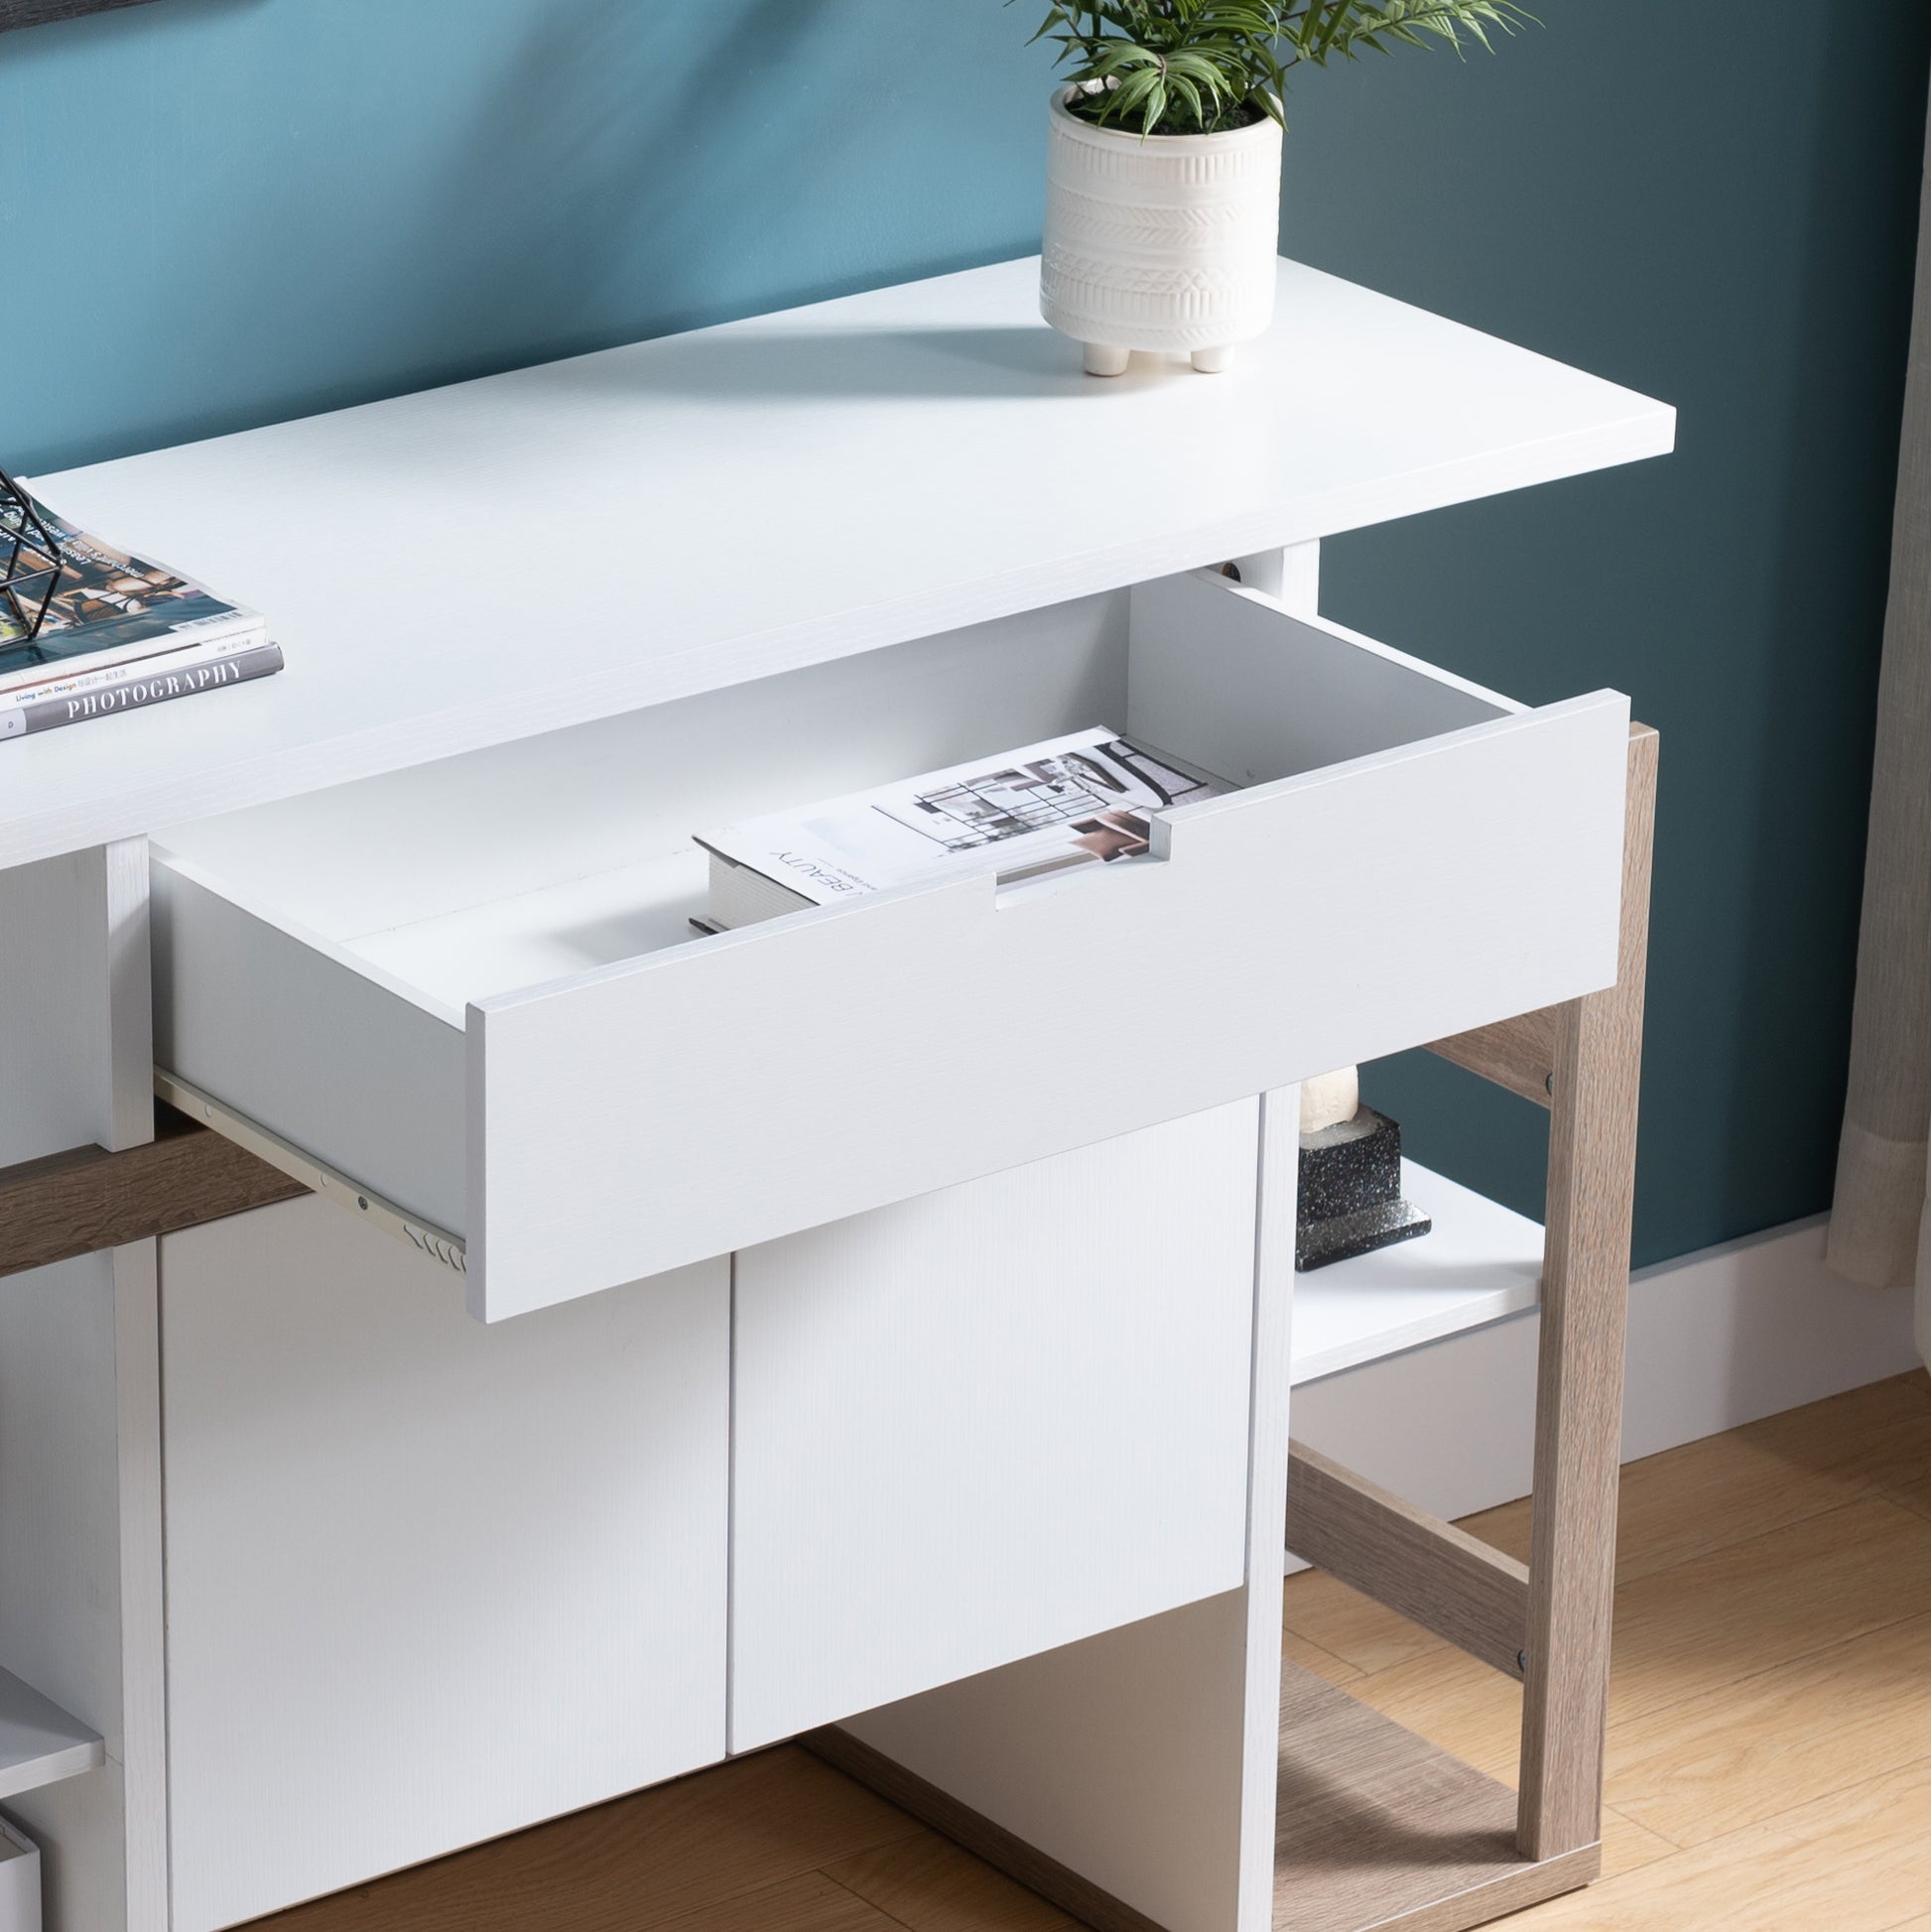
[1039, 86, 1283, 376]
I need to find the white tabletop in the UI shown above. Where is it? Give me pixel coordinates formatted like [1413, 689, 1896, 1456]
[6, 256, 1673, 870]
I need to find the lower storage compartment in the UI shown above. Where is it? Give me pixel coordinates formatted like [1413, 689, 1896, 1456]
[728, 1099, 1261, 1749]
[159, 1199, 731, 1932]
[160, 1103, 1264, 1925]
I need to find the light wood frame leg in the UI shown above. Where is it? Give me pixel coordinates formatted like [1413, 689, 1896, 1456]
[1516, 723, 1657, 1860]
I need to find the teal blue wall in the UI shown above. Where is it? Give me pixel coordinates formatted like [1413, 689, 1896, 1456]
[4, 0, 1926, 1266]
[1286, 13, 1931, 1264]
[0, 0, 1046, 470]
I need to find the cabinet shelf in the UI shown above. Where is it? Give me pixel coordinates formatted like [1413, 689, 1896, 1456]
[1273, 1662, 1595, 1932]
[1291, 1161, 1543, 1385]
[0, 1665, 103, 1803]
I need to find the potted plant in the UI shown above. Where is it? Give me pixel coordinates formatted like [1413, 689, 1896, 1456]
[1028, 1, 1534, 374]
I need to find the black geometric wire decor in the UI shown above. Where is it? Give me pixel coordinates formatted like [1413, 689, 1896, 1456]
[0, 464, 65, 643]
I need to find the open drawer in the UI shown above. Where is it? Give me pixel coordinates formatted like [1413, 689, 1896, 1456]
[151, 569, 1629, 1320]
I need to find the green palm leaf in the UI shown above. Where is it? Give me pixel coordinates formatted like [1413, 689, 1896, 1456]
[1010, 0, 1536, 136]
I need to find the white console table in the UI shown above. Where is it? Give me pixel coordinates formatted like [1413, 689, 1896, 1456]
[0, 258, 1673, 1932]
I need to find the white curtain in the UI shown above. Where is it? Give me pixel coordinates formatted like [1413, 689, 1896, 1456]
[1827, 64, 1931, 1368]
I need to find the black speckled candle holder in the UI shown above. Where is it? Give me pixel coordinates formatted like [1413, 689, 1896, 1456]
[1296, 1104, 1432, 1272]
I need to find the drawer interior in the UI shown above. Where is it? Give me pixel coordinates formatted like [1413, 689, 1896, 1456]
[157, 572, 1514, 1020]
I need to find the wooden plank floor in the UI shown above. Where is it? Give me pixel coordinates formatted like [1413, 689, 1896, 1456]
[253, 1370, 1931, 1932]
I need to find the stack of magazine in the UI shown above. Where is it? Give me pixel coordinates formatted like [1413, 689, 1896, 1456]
[1, 495, 278, 743]
[695, 726, 1232, 931]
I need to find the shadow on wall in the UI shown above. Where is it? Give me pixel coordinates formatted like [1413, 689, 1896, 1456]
[383, 0, 860, 380]
[4, 0, 1053, 472]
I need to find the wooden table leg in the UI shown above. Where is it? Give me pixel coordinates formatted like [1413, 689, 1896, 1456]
[1517, 724, 1657, 1861]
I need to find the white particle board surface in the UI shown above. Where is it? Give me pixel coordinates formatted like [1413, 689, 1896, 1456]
[849, 1592, 1256, 1932]
[838, 1091, 1301, 1932]
[349, 847, 710, 1010]
[0, 847, 165, 1932]
[0, 1668, 103, 1804]
[8, 257, 1673, 870]
[159, 1197, 730, 1932]
[1290, 1159, 1544, 1384]
[157, 590, 1128, 949]
[729, 1100, 1260, 1750]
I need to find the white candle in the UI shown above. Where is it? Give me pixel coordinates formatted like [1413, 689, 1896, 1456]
[1299, 1066, 1360, 1136]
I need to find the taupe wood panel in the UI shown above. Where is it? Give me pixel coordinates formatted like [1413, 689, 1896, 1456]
[0, 1107, 304, 1282]
[1273, 1666, 1596, 1932]
[1285, 1443, 1530, 1680]
[1516, 724, 1657, 1862]
[1425, 1008, 1558, 1107]
[807, 1729, 1165, 1932]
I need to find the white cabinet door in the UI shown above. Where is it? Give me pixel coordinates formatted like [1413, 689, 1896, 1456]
[160, 1198, 729, 1932]
[728, 1099, 1261, 1750]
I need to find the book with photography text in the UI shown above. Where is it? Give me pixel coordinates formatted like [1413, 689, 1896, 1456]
[696, 727, 1232, 932]
[0, 641, 285, 741]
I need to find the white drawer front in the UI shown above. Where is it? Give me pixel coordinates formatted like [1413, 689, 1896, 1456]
[728, 1100, 1260, 1749]
[155, 573, 1629, 1321]
[472, 705, 1624, 1319]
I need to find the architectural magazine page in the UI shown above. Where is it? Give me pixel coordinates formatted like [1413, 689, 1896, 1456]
[698, 726, 1232, 910]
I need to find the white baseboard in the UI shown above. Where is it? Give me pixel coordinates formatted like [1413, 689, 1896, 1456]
[1287, 1215, 1924, 1548]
